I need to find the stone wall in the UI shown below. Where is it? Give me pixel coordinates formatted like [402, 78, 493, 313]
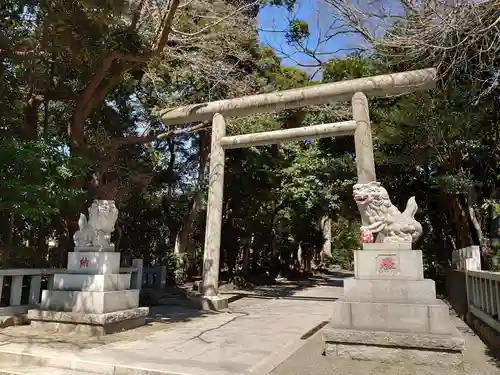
[467, 311, 500, 355]
[444, 269, 500, 357]
[444, 269, 468, 319]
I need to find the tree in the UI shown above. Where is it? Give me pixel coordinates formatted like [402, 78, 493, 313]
[0, 0, 262, 186]
[0, 0, 271, 262]
[355, 0, 500, 100]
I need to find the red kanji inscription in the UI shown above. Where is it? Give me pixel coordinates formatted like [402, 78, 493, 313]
[379, 257, 396, 270]
[79, 257, 90, 268]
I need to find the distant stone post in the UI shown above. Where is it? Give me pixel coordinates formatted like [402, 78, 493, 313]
[201, 113, 226, 297]
[352, 92, 376, 184]
[321, 216, 332, 263]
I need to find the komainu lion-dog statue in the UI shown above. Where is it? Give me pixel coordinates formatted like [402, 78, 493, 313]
[353, 181, 422, 244]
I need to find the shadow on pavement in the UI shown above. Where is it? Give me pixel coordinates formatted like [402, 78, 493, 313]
[485, 349, 500, 368]
[146, 304, 215, 325]
[229, 273, 350, 299]
[231, 295, 339, 302]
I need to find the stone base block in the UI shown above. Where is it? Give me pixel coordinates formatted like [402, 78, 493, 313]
[40, 289, 140, 314]
[323, 328, 464, 367]
[362, 243, 412, 250]
[330, 299, 455, 334]
[67, 251, 120, 274]
[343, 278, 436, 303]
[197, 295, 230, 311]
[27, 307, 149, 336]
[354, 248, 424, 280]
[74, 245, 115, 253]
[326, 343, 463, 367]
[30, 318, 145, 336]
[52, 273, 131, 292]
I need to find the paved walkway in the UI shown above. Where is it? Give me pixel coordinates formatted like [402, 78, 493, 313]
[82, 278, 341, 374]
[0, 276, 343, 374]
[0, 274, 498, 374]
[272, 314, 500, 375]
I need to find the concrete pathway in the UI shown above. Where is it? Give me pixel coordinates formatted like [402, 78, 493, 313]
[81, 277, 343, 374]
[0, 274, 498, 375]
[272, 314, 500, 375]
[0, 276, 344, 375]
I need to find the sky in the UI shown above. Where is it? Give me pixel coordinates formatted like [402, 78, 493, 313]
[257, 0, 369, 76]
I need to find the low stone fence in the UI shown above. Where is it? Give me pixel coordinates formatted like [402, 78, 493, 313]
[446, 245, 500, 354]
[0, 259, 167, 326]
[0, 268, 65, 320]
[466, 270, 500, 333]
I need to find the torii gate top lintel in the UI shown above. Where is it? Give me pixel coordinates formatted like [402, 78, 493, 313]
[161, 68, 437, 126]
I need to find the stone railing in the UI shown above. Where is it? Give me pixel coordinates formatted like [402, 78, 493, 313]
[0, 259, 168, 321]
[446, 245, 500, 352]
[466, 270, 500, 333]
[0, 268, 65, 318]
[449, 245, 500, 333]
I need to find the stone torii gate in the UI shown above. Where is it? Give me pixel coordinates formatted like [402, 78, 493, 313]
[162, 68, 466, 366]
[161, 68, 436, 307]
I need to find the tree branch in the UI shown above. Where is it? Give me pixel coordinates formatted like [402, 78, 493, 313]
[171, 0, 258, 38]
[109, 121, 210, 148]
[179, 0, 195, 9]
[153, 0, 181, 52]
[78, 55, 115, 116]
[130, 0, 147, 30]
[0, 49, 46, 60]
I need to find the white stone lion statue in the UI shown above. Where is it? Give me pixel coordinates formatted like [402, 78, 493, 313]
[73, 213, 94, 247]
[353, 181, 422, 244]
[73, 200, 118, 248]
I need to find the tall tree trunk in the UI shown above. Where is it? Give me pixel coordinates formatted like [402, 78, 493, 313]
[1, 210, 16, 266]
[173, 195, 201, 282]
[23, 96, 42, 139]
[114, 220, 123, 252]
[173, 132, 209, 282]
[445, 195, 472, 249]
[467, 187, 488, 251]
[52, 216, 71, 267]
[242, 236, 251, 276]
[271, 229, 278, 257]
[252, 233, 263, 272]
[467, 187, 492, 269]
[5, 210, 14, 248]
[166, 139, 176, 198]
[296, 243, 303, 271]
[36, 224, 50, 267]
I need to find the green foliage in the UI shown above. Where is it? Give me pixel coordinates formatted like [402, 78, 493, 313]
[4, 0, 500, 277]
[262, 0, 297, 12]
[285, 19, 309, 44]
[0, 138, 88, 221]
[483, 200, 500, 219]
[323, 57, 379, 82]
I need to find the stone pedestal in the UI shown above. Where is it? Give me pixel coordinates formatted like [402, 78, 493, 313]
[28, 246, 148, 336]
[322, 243, 465, 367]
